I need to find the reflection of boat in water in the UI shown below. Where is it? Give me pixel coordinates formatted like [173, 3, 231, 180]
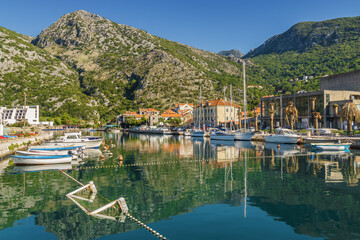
[311, 149, 351, 155]
[84, 149, 103, 158]
[234, 140, 254, 150]
[265, 143, 300, 157]
[311, 143, 351, 151]
[11, 155, 73, 165]
[210, 139, 235, 147]
[11, 163, 72, 173]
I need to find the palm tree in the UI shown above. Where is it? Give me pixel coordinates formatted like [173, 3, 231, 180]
[340, 102, 360, 134]
[284, 101, 298, 130]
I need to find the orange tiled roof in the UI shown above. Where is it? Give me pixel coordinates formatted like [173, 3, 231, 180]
[178, 109, 192, 116]
[139, 108, 159, 112]
[125, 111, 137, 115]
[161, 113, 182, 118]
[163, 109, 177, 114]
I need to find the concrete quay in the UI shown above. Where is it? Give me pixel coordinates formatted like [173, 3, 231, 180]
[0, 132, 54, 159]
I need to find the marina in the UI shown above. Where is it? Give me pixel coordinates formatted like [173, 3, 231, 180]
[0, 132, 360, 239]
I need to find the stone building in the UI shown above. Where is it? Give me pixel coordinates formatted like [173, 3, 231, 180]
[193, 99, 240, 128]
[261, 70, 360, 129]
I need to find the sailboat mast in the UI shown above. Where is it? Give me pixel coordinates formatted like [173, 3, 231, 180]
[223, 86, 227, 131]
[199, 86, 202, 129]
[230, 84, 233, 131]
[243, 61, 247, 129]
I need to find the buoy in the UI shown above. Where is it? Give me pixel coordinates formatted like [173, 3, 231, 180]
[119, 155, 123, 160]
[106, 145, 109, 150]
[277, 144, 280, 149]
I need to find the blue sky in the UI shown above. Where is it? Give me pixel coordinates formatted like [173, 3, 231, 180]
[1, 0, 359, 54]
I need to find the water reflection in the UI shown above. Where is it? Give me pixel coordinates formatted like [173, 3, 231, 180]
[0, 133, 360, 240]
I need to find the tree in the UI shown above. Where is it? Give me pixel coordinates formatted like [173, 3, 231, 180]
[340, 102, 360, 134]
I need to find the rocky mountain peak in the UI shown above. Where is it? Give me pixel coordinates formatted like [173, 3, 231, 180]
[218, 49, 244, 58]
[245, 16, 360, 58]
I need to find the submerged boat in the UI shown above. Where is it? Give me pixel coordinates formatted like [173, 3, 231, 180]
[311, 143, 351, 151]
[264, 128, 301, 144]
[42, 132, 103, 149]
[210, 131, 235, 141]
[11, 155, 73, 165]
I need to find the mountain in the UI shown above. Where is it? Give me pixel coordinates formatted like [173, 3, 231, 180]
[245, 16, 360, 58]
[243, 16, 360, 95]
[218, 49, 244, 58]
[0, 26, 96, 119]
[31, 10, 246, 120]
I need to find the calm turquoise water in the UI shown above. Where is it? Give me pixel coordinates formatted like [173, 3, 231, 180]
[1, 132, 360, 240]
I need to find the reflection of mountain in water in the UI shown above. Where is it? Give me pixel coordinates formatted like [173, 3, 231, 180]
[1, 135, 360, 239]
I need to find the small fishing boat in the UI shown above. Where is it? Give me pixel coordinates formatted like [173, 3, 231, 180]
[28, 146, 84, 155]
[264, 128, 301, 144]
[311, 143, 351, 151]
[302, 137, 341, 144]
[210, 131, 235, 141]
[11, 155, 73, 165]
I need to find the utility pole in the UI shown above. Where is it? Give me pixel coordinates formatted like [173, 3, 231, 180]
[224, 87, 226, 130]
[243, 61, 247, 129]
[23, 92, 26, 131]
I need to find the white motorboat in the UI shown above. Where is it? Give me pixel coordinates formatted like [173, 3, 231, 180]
[42, 132, 103, 149]
[184, 129, 191, 136]
[11, 155, 73, 165]
[191, 130, 205, 137]
[264, 128, 301, 144]
[210, 131, 235, 141]
[234, 130, 255, 141]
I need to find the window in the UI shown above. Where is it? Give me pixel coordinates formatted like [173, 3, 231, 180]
[326, 94, 330, 103]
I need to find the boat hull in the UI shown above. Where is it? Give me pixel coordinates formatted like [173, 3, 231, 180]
[210, 133, 235, 141]
[191, 130, 205, 137]
[234, 132, 254, 141]
[42, 139, 102, 149]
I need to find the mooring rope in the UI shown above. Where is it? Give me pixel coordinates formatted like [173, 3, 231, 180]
[59, 169, 167, 240]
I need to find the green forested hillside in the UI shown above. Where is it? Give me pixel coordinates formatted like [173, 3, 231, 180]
[244, 16, 360, 95]
[2, 12, 360, 121]
[0, 26, 96, 119]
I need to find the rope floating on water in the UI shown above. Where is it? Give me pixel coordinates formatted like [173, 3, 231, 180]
[59, 169, 167, 240]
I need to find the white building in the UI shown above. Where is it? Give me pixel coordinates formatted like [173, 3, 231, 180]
[0, 105, 40, 125]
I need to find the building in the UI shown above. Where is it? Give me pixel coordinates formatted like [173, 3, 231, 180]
[173, 103, 194, 113]
[160, 109, 183, 121]
[0, 105, 39, 125]
[193, 99, 241, 128]
[261, 70, 360, 129]
[139, 108, 160, 116]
